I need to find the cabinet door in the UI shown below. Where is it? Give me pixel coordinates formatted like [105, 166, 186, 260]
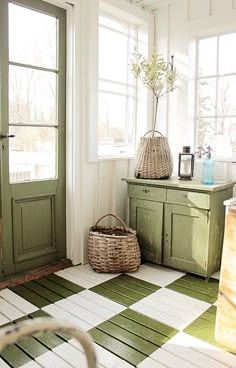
[130, 198, 163, 264]
[164, 204, 209, 275]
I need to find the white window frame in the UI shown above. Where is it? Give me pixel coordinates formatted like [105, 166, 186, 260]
[195, 31, 236, 161]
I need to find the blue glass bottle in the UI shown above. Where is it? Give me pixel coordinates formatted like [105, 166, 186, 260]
[202, 146, 213, 185]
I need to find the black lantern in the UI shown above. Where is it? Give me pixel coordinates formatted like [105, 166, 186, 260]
[178, 146, 194, 180]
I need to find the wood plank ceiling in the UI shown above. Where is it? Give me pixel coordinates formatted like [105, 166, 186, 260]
[128, 0, 164, 9]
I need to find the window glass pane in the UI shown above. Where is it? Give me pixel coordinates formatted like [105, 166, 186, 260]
[198, 37, 217, 76]
[218, 76, 236, 115]
[9, 66, 57, 125]
[196, 118, 216, 147]
[99, 27, 128, 83]
[9, 126, 57, 183]
[99, 80, 135, 96]
[219, 33, 236, 74]
[98, 92, 135, 156]
[198, 78, 216, 116]
[9, 3, 57, 69]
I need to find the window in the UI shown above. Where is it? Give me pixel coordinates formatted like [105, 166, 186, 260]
[195, 33, 236, 160]
[98, 14, 141, 158]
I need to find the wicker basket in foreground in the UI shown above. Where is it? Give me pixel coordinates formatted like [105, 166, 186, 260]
[88, 213, 141, 273]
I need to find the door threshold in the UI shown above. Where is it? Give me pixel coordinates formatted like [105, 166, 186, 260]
[0, 258, 72, 290]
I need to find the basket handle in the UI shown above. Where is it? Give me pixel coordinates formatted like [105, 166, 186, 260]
[95, 213, 128, 230]
[143, 130, 164, 138]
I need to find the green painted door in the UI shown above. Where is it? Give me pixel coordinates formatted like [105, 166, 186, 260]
[130, 198, 163, 264]
[0, 0, 66, 277]
[163, 204, 209, 275]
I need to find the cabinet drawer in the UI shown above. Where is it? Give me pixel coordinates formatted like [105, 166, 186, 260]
[128, 184, 166, 202]
[167, 189, 210, 209]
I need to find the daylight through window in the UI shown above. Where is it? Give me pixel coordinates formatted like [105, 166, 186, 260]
[196, 33, 236, 161]
[98, 14, 138, 158]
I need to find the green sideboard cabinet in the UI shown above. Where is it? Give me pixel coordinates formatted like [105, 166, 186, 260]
[123, 178, 235, 277]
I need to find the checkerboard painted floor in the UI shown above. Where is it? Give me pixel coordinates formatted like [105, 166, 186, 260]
[0, 263, 235, 368]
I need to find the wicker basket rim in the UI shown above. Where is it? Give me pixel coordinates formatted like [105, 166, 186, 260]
[89, 227, 136, 239]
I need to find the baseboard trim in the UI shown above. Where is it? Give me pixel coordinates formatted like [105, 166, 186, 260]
[0, 258, 73, 290]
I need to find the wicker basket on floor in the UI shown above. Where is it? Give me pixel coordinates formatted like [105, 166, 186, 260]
[88, 213, 140, 273]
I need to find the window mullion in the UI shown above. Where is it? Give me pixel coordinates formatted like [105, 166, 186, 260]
[215, 35, 220, 132]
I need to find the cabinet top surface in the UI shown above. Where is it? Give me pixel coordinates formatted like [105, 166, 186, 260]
[122, 177, 235, 192]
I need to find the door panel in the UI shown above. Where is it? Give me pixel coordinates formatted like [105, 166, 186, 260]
[0, 0, 66, 278]
[130, 198, 163, 264]
[163, 204, 209, 275]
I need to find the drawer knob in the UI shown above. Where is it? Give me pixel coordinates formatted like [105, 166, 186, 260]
[143, 189, 150, 194]
[183, 194, 188, 198]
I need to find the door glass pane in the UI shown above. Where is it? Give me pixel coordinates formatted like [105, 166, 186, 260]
[9, 3, 57, 69]
[9, 127, 57, 183]
[9, 66, 57, 125]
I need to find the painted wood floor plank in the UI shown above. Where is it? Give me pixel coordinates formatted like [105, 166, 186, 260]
[131, 302, 186, 330]
[0, 358, 10, 368]
[151, 347, 197, 368]
[28, 310, 50, 319]
[0, 297, 24, 320]
[55, 270, 89, 288]
[183, 275, 219, 291]
[139, 294, 201, 323]
[173, 278, 218, 298]
[0, 345, 31, 368]
[99, 280, 148, 302]
[109, 278, 155, 297]
[36, 351, 74, 368]
[34, 331, 65, 350]
[164, 333, 229, 368]
[22, 281, 62, 303]
[120, 309, 178, 338]
[0, 314, 10, 326]
[89, 328, 146, 366]
[137, 357, 167, 368]
[69, 338, 122, 368]
[90, 285, 134, 307]
[42, 303, 93, 331]
[117, 274, 160, 291]
[80, 290, 126, 314]
[184, 324, 217, 346]
[34, 277, 74, 298]
[45, 274, 84, 293]
[113, 361, 134, 368]
[19, 362, 41, 368]
[66, 267, 107, 285]
[200, 310, 216, 323]
[56, 299, 104, 326]
[167, 283, 216, 303]
[207, 306, 217, 314]
[16, 336, 48, 359]
[144, 289, 209, 317]
[10, 285, 49, 308]
[191, 316, 215, 331]
[97, 321, 157, 355]
[53, 341, 88, 368]
[0, 289, 38, 315]
[57, 269, 97, 288]
[67, 294, 116, 319]
[75, 264, 121, 281]
[180, 333, 236, 368]
[109, 315, 169, 346]
[159, 288, 210, 312]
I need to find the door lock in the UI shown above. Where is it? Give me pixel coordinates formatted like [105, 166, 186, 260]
[0, 134, 16, 140]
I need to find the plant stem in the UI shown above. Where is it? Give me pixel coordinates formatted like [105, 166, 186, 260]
[153, 96, 159, 133]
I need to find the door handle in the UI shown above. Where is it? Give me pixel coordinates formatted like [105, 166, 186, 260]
[0, 134, 15, 140]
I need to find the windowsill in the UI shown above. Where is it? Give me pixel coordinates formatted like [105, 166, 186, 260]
[98, 155, 135, 161]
